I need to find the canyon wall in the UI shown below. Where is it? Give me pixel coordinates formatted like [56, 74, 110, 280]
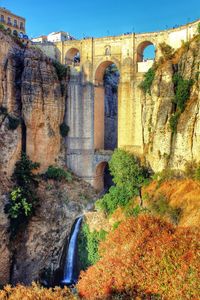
[0, 30, 65, 179]
[141, 36, 200, 171]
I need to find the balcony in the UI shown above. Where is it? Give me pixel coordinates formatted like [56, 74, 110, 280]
[7, 21, 12, 26]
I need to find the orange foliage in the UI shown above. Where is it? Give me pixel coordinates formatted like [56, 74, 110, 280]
[143, 179, 200, 226]
[0, 283, 76, 300]
[77, 215, 200, 300]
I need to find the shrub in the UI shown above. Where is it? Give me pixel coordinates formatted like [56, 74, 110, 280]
[53, 60, 69, 81]
[45, 166, 72, 181]
[78, 223, 107, 270]
[0, 24, 5, 31]
[169, 110, 181, 133]
[124, 203, 149, 218]
[60, 122, 69, 137]
[109, 149, 149, 192]
[96, 186, 132, 215]
[77, 215, 199, 300]
[194, 165, 200, 180]
[184, 160, 198, 178]
[172, 74, 193, 112]
[7, 114, 21, 130]
[5, 154, 40, 236]
[96, 149, 149, 214]
[0, 283, 75, 300]
[159, 42, 174, 59]
[169, 74, 193, 133]
[150, 194, 181, 224]
[152, 168, 183, 183]
[197, 22, 200, 34]
[139, 67, 155, 95]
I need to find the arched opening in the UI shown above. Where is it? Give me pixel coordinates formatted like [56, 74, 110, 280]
[94, 162, 113, 192]
[65, 48, 80, 66]
[137, 41, 156, 72]
[94, 61, 120, 150]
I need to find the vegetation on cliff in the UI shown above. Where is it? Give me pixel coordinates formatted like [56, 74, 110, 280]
[96, 149, 149, 214]
[77, 215, 199, 300]
[139, 67, 155, 95]
[5, 154, 40, 236]
[77, 147, 200, 299]
[170, 74, 193, 133]
[78, 224, 107, 270]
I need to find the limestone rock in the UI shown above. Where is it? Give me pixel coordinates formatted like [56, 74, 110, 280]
[141, 37, 200, 171]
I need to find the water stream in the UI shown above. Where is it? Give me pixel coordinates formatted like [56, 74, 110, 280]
[62, 216, 83, 285]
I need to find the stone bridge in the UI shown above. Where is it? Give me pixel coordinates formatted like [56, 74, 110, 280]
[54, 20, 199, 190]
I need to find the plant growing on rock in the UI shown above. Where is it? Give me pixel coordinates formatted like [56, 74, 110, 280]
[78, 223, 108, 270]
[139, 67, 155, 95]
[45, 165, 72, 181]
[169, 73, 193, 133]
[53, 60, 69, 81]
[5, 154, 40, 236]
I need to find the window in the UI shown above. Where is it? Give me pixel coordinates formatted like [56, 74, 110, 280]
[14, 19, 18, 27]
[1, 15, 5, 23]
[7, 17, 12, 25]
[20, 22, 24, 30]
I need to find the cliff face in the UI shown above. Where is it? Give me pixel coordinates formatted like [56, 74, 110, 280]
[141, 37, 200, 171]
[0, 32, 22, 177]
[22, 50, 65, 172]
[0, 31, 68, 285]
[0, 30, 65, 178]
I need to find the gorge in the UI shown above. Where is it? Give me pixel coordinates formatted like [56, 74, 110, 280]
[0, 18, 200, 299]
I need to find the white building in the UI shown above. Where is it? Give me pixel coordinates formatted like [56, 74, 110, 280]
[47, 31, 75, 42]
[31, 35, 47, 43]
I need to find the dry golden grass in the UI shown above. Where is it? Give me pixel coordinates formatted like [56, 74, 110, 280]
[143, 179, 200, 227]
[0, 283, 76, 300]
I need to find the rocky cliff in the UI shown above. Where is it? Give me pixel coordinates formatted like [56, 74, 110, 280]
[141, 36, 200, 171]
[0, 31, 97, 286]
[0, 30, 65, 178]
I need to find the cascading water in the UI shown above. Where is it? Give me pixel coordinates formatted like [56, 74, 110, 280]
[62, 216, 83, 285]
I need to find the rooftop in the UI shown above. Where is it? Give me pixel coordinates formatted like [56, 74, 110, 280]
[0, 6, 26, 20]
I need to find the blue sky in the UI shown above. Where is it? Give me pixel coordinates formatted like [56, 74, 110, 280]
[0, 0, 199, 39]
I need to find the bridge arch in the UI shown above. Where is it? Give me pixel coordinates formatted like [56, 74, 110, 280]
[65, 47, 80, 66]
[94, 161, 113, 191]
[137, 41, 156, 72]
[94, 60, 120, 151]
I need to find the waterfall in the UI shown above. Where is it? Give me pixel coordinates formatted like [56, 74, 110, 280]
[62, 216, 83, 285]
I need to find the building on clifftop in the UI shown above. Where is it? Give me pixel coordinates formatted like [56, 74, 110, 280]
[0, 7, 26, 35]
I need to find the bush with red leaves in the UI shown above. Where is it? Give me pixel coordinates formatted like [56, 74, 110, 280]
[77, 215, 199, 300]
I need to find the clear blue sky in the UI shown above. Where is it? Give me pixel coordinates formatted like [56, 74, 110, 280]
[0, 0, 199, 39]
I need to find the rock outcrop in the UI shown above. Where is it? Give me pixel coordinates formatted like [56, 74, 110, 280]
[141, 36, 200, 171]
[0, 30, 70, 285]
[0, 30, 66, 178]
